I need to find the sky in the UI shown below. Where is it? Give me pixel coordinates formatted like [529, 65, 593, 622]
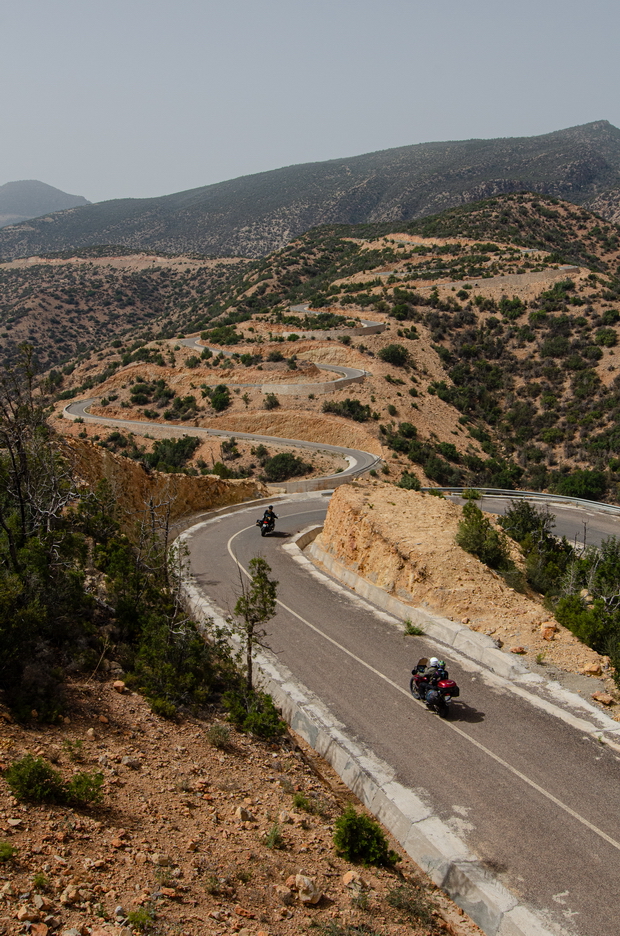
[1, 0, 619, 204]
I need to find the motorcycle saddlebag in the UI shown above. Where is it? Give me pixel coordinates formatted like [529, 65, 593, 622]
[438, 679, 459, 697]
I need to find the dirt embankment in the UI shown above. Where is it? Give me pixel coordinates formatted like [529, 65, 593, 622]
[316, 482, 615, 689]
[66, 438, 268, 525]
[214, 412, 385, 456]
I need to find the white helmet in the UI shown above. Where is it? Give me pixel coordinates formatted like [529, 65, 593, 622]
[429, 657, 440, 667]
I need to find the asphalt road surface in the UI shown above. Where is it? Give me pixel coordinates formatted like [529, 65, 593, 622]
[186, 496, 620, 936]
[63, 399, 380, 486]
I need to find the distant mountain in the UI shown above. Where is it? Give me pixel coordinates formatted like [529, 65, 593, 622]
[0, 180, 90, 228]
[1, 121, 620, 260]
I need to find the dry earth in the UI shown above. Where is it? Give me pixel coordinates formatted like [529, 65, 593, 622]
[0, 682, 481, 936]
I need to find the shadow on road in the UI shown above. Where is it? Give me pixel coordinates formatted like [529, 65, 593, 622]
[264, 531, 291, 539]
[449, 701, 485, 723]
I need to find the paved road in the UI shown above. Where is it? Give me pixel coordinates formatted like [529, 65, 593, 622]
[63, 399, 380, 490]
[186, 496, 620, 936]
[179, 335, 368, 394]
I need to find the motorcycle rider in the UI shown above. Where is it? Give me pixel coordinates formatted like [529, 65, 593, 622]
[420, 657, 445, 698]
[262, 505, 278, 527]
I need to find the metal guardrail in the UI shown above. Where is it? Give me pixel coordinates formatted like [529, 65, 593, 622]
[420, 486, 620, 517]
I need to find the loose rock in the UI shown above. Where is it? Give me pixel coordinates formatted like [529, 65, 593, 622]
[295, 873, 322, 904]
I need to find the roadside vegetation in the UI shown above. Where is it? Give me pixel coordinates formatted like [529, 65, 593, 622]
[457, 498, 620, 685]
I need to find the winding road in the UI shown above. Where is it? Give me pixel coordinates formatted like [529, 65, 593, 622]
[62, 391, 620, 934]
[184, 495, 620, 936]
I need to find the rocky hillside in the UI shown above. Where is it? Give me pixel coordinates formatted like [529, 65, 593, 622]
[37, 193, 620, 502]
[0, 253, 248, 369]
[0, 180, 90, 228]
[2, 121, 620, 259]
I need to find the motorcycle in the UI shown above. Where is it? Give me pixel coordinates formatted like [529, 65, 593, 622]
[256, 516, 276, 536]
[409, 658, 459, 718]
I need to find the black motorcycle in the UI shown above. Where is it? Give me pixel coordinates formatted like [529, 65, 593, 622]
[256, 516, 276, 536]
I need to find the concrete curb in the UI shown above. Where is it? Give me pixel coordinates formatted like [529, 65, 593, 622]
[297, 524, 528, 681]
[176, 522, 556, 936]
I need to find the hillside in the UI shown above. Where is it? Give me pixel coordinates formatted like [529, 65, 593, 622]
[0, 180, 90, 228]
[2, 121, 620, 259]
[0, 252, 249, 369]
[34, 193, 620, 503]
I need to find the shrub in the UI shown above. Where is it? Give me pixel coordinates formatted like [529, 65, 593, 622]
[4, 756, 66, 803]
[552, 469, 607, 501]
[209, 384, 231, 412]
[456, 502, 511, 569]
[184, 355, 200, 368]
[66, 771, 104, 805]
[263, 823, 284, 849]
[126, 906, 156, 933]
[222, 688, 286, 739]
[595, 328, 617, 347]
[398, 472, 420, 491]
[333, 805, 399, 866]
[263, 393, 280, 410]
[378, 344, 409, 366]
[404, 619, 424, 635]
[0, 841, 17, 863]
[261, 452, 310, 482]
[322, 398, 371, 422]
[4, 755, 103, 806]
[206, 723, 231, 749]
[142, 435, 200, 472]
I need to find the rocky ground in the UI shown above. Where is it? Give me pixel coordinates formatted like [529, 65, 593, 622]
[0, 681, 482, 936]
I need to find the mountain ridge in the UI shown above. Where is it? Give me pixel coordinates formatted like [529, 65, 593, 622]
[2, 120, 620, 260]
[0, 179, 90, 228]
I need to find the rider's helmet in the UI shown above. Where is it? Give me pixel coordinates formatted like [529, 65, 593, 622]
[437, 660, 445, 669]
[429, 657, 440, 667]
[269, 505, 273, 510]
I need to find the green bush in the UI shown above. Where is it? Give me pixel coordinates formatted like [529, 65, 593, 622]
[333, 805, 399, 866]
[4, 755, 103, 806]
[260, 452, 310, 482]
[223, 688, 286, 739]
[66, 770, 104, 805]
[322, 398, 371, 422]
[4, 756, 66, 803]
[263, 392, 280, 410]
[206, 723, 231, 749]
[456, 502, 511, 569]
[208, 384, 231, 412]
[552, 469, 607, 501]
[0, 841, 17, 862]
[398, 471, 420, 491]
[378, 344, 409, 366]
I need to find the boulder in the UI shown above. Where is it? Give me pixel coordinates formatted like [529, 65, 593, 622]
[581, 662, 603, 676]
[592, 691, 615, 705]
[273, 884, 294, 906]
[234, 806, 255, 822]
[540, 621, 558, 641]
[295, 874, 322, 904]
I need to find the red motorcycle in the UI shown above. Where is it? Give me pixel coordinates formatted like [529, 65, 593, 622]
[410, 658, 459, 718]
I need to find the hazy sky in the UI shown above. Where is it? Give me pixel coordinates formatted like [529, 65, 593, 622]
[2, 0, 619, 203]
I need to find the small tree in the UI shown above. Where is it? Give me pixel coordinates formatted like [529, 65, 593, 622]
[233, 557, 278, 690]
